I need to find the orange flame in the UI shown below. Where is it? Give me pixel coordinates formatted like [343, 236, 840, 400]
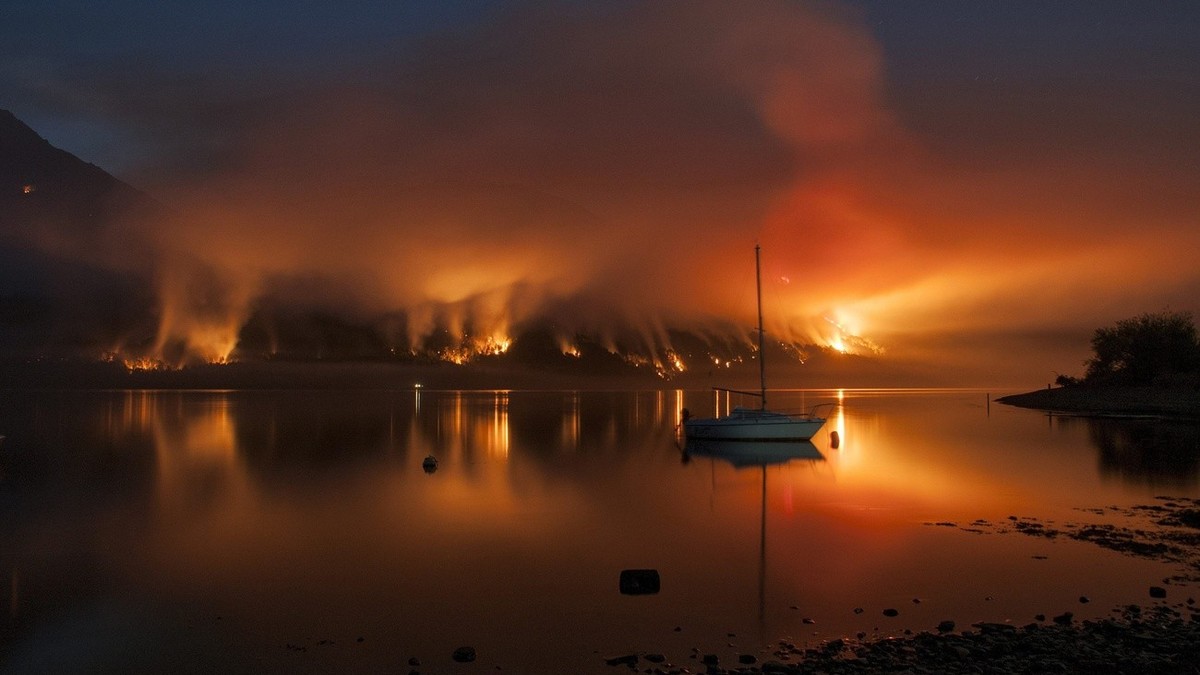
[437, 332, 513, 365]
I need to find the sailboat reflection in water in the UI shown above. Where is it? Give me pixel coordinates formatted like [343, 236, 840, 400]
[683, 439, 824, 468]
[683, 437, 825, 631]
[682, 245, 827, 443]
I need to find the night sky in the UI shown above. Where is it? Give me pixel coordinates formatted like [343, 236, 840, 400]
[3, 1, 1198, 384]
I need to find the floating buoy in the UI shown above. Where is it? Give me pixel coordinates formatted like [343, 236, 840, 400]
[422, 455, 438, 473]
[830, 430, 840, 449]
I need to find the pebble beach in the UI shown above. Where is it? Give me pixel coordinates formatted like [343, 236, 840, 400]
[594, 497, 1200, 675]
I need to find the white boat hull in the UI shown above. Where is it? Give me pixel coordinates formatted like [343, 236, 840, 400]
[683, 408, 826, 442]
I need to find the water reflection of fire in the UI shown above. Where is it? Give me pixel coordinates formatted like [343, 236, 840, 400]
[488, 392, 510, 459]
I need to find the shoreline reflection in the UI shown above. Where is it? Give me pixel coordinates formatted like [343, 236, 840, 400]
[0, 389, 1194, 674]
[1083, 417, 1200, 487]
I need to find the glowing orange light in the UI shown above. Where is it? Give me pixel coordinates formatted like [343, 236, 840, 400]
[477, 335, 511, 356]
[437, 332, 513, 364]
[709, 354, 734, 369]
[183, 326, 240, 364]
[122, 356, 170, 372]
[22, 184, 35, 194]
[820, 312, 883, 356]
[439, 347, 470, 365]
[665, 349, 686, 373]
[623, 353, 650, 368]
[558, 338, 581, 358]
[101, 346, 232, 371]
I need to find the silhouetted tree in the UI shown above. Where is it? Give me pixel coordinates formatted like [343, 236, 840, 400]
[1084, 311, 1200, 385]
[1055, 373, 1082, 387]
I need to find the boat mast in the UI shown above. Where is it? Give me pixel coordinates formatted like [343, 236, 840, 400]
[755, 245, 767, 410]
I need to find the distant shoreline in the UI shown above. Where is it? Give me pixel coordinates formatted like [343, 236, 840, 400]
[997, 385, 1200, 420]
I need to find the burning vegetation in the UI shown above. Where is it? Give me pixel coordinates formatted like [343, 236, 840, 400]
[93, 306, 871, 384]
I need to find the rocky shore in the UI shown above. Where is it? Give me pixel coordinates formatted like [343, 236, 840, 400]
[603, 604, 1200, 674]
[601, 497, 1200, 675]
[997, 386, 1200, 420]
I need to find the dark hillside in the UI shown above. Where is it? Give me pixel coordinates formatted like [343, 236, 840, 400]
[0, 109, 161, 355]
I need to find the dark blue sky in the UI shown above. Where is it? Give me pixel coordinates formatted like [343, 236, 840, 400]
[2, 0, 499, 169]
[5, 1, 1197, 175]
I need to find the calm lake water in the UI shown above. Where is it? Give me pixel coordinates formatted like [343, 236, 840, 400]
[1, 388, 1197, 673]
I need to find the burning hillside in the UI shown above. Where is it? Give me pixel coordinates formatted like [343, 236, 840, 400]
[2, 98, 884, 383]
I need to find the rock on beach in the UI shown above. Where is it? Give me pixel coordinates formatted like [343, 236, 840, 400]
[603, 605, 1200, 674]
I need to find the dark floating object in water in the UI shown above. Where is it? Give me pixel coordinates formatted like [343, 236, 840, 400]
[1150, 586, 1168, 599]
[452, 646, 476, 663]
[422, 455, 438, 473]
[830, 430, 840, 449]
[619, 569, 661, 595]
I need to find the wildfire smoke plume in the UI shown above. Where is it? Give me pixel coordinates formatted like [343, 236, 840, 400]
[6, 2, 1198, 386]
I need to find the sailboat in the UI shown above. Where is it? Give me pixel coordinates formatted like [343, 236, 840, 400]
[682, 246, 827, 442]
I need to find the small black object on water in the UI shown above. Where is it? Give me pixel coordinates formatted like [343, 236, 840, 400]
[830, 430, 840, 449]
[619, 569, 661, 595]
[422, 455, 438, 473]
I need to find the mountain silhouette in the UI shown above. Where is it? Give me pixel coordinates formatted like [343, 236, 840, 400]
[0, 109, 160, 356]
[0, 109, 161, 239]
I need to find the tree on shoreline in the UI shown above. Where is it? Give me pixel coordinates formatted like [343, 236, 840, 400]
[1077, 311, 1200, 386]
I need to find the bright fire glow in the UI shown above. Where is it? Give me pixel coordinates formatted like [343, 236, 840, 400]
[820, 314, 881, 356]
[183, 326, 239, 364]
[123, 356, 171, 372]
[438, 333, 512, 365]
[103, 345, 232, 372]
[558, 338, 581, 358]
[15, 2, 1195, 389]
[622, 352, 686, 379]
[665, 349, 686, 374]
[709, 354, 734, 369]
